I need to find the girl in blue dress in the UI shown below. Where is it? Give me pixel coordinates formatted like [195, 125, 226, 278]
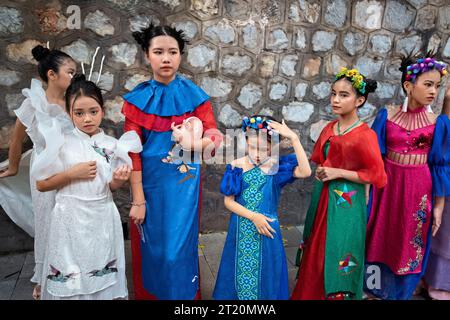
[213, 115, 311, 300]
[424, 88, 450, 299]
[122, 24, 221, 300]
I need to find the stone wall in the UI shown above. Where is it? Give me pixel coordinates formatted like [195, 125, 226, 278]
[1, 0, 450, 248]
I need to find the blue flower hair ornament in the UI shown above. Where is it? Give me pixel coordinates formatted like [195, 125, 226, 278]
[241, 116, 277, 136]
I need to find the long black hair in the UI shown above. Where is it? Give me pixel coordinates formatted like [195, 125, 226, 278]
[132, 24, 187, 54]
[31, 45, 74, 83]
[65, 74, 104, 114]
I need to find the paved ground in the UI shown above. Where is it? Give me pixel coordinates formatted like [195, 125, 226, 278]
[0, 225, 427, 300]
[0, 226, 304, 300]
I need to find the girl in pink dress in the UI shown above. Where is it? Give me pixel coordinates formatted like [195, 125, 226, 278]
[365, 53, 448, 300]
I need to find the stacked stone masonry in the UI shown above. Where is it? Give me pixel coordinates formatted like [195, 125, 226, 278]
[1, 1, 450, 249]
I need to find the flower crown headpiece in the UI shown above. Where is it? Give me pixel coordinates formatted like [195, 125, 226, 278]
[405, 57, 447, 82]
[335, 67, 367, 94]
[241, 116, 276, 136]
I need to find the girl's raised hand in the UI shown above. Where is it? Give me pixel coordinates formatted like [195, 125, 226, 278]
[68, 161, 97, 180]
[250, 213, 276, 239]
[267, 120, 298, 140]
[113, 165, 132, 182]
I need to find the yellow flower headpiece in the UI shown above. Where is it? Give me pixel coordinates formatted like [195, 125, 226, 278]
[335, 67, 367, 94]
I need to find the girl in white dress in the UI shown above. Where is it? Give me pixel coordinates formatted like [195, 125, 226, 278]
[0, 45, 76, 299]
[33, 74, 142, 300]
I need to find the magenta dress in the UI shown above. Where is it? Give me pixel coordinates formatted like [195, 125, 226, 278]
[365, 106, 436, 299]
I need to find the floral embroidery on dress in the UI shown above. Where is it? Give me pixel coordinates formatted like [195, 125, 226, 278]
[338, 254, 358, 275]
[47, 265, 79, 283]
[236, 168, 267, 300]
[92, 142, 114, 163]
[397, 195, 428, 274]
[405, 133, 433, 152]
[88, 259, 118, 277]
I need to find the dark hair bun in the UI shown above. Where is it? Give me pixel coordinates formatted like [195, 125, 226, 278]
[132, 31, 145, 46]
[399, 56, 414, 73]
[32, 45, 50, 62]
[132, 23, 156, 49]
[71, 73, 86, 84]
[365, 79, 378, 94]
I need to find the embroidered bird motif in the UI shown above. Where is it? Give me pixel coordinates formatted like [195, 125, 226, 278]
[177, 164, 196, 184]
[161, 143, 197, 184]
[47, 265, 79, 282]
[178, 163, 195, 174]
[161, 149, 176, 164]
[87, 259, 118, 277]
[92, 142, 114, 163]
[161, 143, 182, 165]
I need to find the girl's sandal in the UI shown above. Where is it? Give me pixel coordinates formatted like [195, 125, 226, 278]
[32, 284, 41, 300]
[413, 280, 426, 296]
[365, 296, 382, 300]
[363, 292, 382, 300]
[413, 288, 423, 296]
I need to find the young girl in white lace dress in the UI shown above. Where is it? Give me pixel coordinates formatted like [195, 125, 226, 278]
[0, 45, 76, 299]
[34, 74, 142, 300]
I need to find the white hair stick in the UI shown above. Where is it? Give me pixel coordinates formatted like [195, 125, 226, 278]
[88, 47, 100, 81]
[96, 55, 105, 84]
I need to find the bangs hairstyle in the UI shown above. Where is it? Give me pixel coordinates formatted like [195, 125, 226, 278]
[65, 74, 104, 114]
[132, 24, 188, 54]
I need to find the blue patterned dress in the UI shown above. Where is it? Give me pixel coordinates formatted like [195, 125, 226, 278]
[213, 154, 298, 300]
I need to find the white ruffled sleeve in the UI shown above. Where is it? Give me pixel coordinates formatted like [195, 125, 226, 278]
[112, 130, 143, 170]
[14, 98, 34, 129]
[24, 79, 73, 181]
[18, 79, 48, 124]
[24, 79, 71, 126]
[29, 122, 66, 181]
[14, 80, 73, 156]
